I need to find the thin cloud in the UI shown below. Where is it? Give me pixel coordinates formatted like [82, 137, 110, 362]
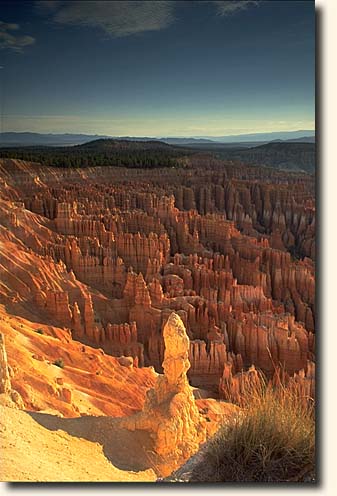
[212, 1, 259, 16]
[0, 21, 35, 52]
[36, 1, 175, 38]
[36, 0, 61, 11]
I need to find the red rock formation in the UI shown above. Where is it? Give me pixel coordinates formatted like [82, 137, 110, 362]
[0, 158, 315, 403]
[219, 363, 261, 404]
[219, 359, 315, 405]
[45, 290, 73, 327]
[188, 339, 242, 392]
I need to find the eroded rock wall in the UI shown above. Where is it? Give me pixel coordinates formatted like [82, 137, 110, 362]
[0, 159, 315, 397]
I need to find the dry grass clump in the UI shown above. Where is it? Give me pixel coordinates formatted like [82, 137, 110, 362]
[191, 371, 315, 482]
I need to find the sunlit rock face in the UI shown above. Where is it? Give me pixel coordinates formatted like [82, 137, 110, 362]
[0, 158, 315, 406]
[120, 312, 207, 476]
[0, 333, 24, 409]
[0, 334, 11, 396]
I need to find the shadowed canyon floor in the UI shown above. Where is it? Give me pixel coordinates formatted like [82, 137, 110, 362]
[0, 158, 315, 480]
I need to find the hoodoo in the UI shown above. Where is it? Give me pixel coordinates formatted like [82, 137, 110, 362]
[0, 334, 11, 396]
[0, 333, 24, 409]
[120, 312, 207, 476]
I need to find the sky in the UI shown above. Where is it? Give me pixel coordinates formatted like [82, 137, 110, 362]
[0, 0, 315, 137]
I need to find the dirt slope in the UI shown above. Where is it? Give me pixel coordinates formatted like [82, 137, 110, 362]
[0, 404, 156, 482]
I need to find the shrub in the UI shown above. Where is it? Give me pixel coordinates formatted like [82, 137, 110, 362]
[191, 371, 315, 482]
[53, 358, 64, 369]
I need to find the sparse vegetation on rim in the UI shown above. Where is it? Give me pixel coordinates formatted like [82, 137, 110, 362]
[190, 370, 315, 483]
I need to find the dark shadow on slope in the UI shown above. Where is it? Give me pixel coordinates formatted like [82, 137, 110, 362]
[27, 411, 156, 473]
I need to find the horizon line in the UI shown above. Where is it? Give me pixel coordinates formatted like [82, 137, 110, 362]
[1, 129, 316, 139]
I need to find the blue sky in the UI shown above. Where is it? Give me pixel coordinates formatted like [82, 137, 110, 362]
[0, 1, 315, 137]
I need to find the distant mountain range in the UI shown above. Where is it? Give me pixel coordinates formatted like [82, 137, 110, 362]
[277, 136, 315, 143]
[193, 130, 315, 143]
[0, 132, 111, 147]
[0, 130, 315, 147]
